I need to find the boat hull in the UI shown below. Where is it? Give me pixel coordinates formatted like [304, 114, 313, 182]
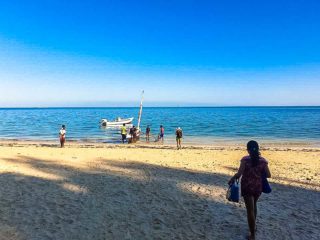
[101, 117, 134, 126]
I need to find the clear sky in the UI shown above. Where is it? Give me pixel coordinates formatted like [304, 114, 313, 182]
[0, 0, 319, 107]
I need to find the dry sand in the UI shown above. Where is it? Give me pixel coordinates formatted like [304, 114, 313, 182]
[0, 141, 319, 240]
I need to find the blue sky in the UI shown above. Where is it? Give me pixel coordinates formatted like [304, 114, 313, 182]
[0, 0, 319, 107]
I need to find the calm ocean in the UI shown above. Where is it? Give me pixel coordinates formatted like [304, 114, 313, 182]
[0, 107, 319, 145]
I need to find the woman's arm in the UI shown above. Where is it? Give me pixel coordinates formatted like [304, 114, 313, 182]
[228, 160, 245, 185]
[265, 164, 271, 178]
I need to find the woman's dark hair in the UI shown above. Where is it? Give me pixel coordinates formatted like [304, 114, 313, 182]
[247, 140, 260, 167]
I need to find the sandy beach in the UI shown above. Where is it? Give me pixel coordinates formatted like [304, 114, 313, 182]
[0, 141, 319, 240]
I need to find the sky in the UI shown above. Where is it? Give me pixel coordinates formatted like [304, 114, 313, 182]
[0, 0, 319, 107]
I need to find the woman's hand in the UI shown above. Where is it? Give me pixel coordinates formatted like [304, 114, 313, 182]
[228, 177, 235, 186]
[228, 159, 245, 185]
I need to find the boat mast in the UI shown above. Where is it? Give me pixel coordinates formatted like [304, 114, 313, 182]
[137, 90, 144, 130]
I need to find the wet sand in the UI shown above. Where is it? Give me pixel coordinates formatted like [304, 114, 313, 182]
[0, 141, 319, 239]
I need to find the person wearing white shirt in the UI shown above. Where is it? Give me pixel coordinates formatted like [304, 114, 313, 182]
[59, 125, 66, 148]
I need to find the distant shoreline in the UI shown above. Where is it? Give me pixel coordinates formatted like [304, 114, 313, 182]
[1, 139, 319, 151]
[1, 135, 320, 148]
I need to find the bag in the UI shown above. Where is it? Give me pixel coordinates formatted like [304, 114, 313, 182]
[262, 175, 272, 194]
[226, 179, 240, 202]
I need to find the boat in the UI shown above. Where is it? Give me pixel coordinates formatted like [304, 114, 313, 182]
[100, 117, 134, 127]
[100, 90, 144, 143]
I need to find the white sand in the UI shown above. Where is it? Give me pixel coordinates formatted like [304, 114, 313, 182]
[0, 142, 319, 239]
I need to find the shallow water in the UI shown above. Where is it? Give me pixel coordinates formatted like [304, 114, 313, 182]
[0, 107, 319, 145]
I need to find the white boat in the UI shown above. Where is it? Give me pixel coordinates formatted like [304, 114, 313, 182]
[100, 91, 144, 143]
[100, 117, 134, 127]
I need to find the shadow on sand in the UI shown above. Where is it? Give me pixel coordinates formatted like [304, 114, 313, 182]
[0, 156, 319, 240]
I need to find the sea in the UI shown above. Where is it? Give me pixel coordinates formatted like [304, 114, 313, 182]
[0, 107, 319, 146]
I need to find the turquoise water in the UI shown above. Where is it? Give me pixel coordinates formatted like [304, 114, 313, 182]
[0, 107, 319, 145]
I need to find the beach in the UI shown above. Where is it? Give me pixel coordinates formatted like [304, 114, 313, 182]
[0, 141, 319, 239]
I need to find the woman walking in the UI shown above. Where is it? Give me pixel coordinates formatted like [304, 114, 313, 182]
[228, 140, 271, 240]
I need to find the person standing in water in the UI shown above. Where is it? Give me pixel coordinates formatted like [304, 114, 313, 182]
[175, 127, 183, 149]
[120, 123, 127, 143]
[228, 140, 271, 240]
[129, 126, 134, 137]
[146, 125, 151, 142]
[132, 125, 138, 143]
[159, 125, 164, 143]
[59, 125, 66, 148]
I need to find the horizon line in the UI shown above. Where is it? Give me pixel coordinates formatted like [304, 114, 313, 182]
[0, 105, 319, 109]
